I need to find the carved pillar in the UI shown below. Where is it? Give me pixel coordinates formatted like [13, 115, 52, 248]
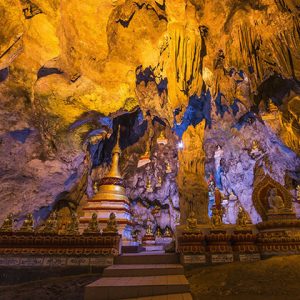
[177, 122, 209, 225]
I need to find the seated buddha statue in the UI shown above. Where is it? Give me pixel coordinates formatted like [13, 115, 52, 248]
[0, 213, 14, 232]
[146, 223, 153, 236]
[103, 212, 118, 234]
[236, 207, 248, 227]
[211, 207, 223, 228]
[84, 213, 100, 234]
[67, 212, 79, 235]
[164, 226, 172, 237]
[186, 211, 198, 231]
[19, 213, 34, 233]
[268, 188, 290, 214]
[42, 212, 57, 234]
[93, 182, 98, 194]
[156, 227, 162, 238]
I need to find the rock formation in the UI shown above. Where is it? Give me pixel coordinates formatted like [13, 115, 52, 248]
[0, 0, 299, 226]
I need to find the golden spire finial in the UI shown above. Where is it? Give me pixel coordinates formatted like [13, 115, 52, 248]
[112, 125, 121, 154]
[107, 125, 122, 178]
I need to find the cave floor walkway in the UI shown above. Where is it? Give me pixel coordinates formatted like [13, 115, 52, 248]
[85, 251, 192, 300]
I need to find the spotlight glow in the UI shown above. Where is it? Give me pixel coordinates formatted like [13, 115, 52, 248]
[178, 141, 184, 149]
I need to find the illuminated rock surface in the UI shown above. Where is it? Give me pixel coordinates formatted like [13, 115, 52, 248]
[0, 0, 299, 225]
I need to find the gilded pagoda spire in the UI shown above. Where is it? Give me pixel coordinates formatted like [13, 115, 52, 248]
[106, 125, 122, 179]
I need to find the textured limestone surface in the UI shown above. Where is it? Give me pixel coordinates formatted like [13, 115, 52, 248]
[0, 0, 299, 225]
[186, 255, 300, 300]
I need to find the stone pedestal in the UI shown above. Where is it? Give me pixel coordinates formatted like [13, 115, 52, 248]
[231, 228, 260, 261]
[257, 214, 300, 256]
[142, 234, 156, 245]
[206, 229, 233, 263]
[177, 232, 205, 254]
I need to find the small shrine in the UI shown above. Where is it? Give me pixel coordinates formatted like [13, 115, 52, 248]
[79, 127, 133, 241]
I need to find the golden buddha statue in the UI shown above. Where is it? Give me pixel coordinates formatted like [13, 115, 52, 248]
[142, 219, 155, 243]
[186, 211, 198, 231]
[269, 100, 278, 113]
[166, 162, 172, 174]
[0, 213, 14, 233]
[236, 207, 248, 228]
[66, 212, 79, 235]
[138, 139, 151, 168]
[164, 226, 172, 237]
[146, 177, 153, 192]
[146, 223, 153, 236]
[42, 212, 57, 234]
[211, 207, 223, 228]
[84, 213, 100, 234]
[157, 130, 168, 145]
[19, 213, 34, 233]
[156, 226, 162, 238]
[156, 176, 162, 188]
[252, 140, 260, 151]
[93, 182, 98, 194]
[151, 205, 160, 216]
[103, 212, 118, 234]
[267, 188, 290, 214]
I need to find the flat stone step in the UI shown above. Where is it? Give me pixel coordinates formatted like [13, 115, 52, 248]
[115, 253, 179, 265]
[122, 293, 193, 300]
[103, 264, 184, 277]
[84, 275, 190, 300]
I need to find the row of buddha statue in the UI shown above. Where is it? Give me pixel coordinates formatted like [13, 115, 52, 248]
[144, 223, 173, 238]
[185, 205, 250, 232]
[0, 211, 118, 235]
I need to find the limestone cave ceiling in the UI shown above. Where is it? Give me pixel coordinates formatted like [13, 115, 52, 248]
[0, 0, 299, 224]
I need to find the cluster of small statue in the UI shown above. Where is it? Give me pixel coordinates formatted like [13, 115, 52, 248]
[0, 213, 35, 233]
[145, 223, 172, 238]
[0, 211, 118, 235]
[185, 204, 250, 231]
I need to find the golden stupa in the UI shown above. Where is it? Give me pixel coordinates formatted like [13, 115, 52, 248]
[80, 126, 133, 240]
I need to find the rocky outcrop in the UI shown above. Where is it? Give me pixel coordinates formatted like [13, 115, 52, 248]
[0, 0, 299, 225]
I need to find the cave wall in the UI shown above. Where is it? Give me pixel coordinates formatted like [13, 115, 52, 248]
[0, 0, 299, 225]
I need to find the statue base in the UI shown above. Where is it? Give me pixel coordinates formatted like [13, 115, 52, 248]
[257, 214, 300, 256]
[232, 229, 259, 254]
[177, 232, 205, 255]
[155, 237, 173, 244]
[206, 230, 232, 254]
[142, 234, 156, 245]
[266, 211, 296, 221]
